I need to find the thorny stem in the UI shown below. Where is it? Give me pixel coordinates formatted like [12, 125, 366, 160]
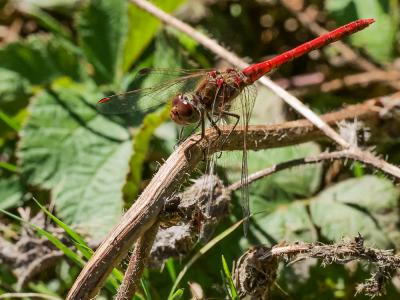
[129, 0, 350, 148]
[66, 94, 400, 300]
[236, 235, 400, 298]
[228, 148, 400, 192]
[116, 222, 159, 300]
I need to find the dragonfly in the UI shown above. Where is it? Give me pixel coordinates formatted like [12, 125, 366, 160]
[97, 19, 374, 231]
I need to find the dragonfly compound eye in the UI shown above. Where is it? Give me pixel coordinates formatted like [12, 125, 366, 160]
[170, 95, 200, 125]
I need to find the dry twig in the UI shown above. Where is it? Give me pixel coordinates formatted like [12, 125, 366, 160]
[234, 235, 400, 299]
[116, 222, 160, 300]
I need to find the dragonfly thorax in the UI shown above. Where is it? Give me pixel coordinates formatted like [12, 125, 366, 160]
[170, 93, 201, 125]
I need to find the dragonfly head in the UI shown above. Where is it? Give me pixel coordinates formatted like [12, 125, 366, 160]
[170, 94, 200, 125]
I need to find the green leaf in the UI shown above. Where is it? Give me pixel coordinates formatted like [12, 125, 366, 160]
[18, 85, 131, 241]
[24, 4, 72, 40]
[225, 142, 322, 205]
[0, 69, 31, 107]
[123, 104, 171, 206]
[326, 0, 396, 62]
[33, 198, 93, 259]
[77, 0, 128, 84]
[310, 176, 400, 248]
[169, 289, 184, 300]
[123, 0, 185, 71]
[251, 201, 316, 245]
[0, 36, 84, 86]
[0, 176, 24, 210]
[221, 255, 238, 299]
[226, 143, 322, 245]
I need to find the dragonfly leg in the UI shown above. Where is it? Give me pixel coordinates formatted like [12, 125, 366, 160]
[217, 111, 240, 158]
[205, 111, 222, 139]
[186, 111, 208, 160]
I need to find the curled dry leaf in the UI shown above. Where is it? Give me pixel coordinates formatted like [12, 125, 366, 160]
[150, 175, 231, 267]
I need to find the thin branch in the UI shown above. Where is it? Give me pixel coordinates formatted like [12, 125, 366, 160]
[234, 235, 400, 298]
[281, 0, 400, 90]
[66, 94, 400, 300]
[228, 148, 400, 192]
[130, 0, 350, 148]
[286, 70, 400, 96]
[116, 222, 159, 300]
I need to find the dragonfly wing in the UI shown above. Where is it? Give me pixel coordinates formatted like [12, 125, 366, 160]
[97, 69, 207, 115]
[230, 85, 257, 234]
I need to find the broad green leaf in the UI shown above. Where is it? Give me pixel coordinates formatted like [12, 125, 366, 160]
[0, 36, 84, 86]
[225, 143, 322, 245]
[310, 176, 400, 248]
[77, 0, 128, 84]
[0, 69, 31, 107]
[224, 142, 322, 206]
[18, 86, 131, 241]
[0, 176, 24, 210]
[326, 0, 396, 62]
[123, 0, 185, 72]
[251, 201, 316, 246]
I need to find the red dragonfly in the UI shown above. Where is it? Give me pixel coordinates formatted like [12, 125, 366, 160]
[97, 19, 374, 230]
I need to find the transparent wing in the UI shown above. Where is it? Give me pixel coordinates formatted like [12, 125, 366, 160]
[230, 85, 257, 234]
[96, 68, 208, 114]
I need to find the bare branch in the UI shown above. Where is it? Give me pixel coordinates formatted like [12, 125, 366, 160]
[116, 222, 159, 300]
[66, 94, 400, 300]
[289, 70, 400, 96]
[228, 148, 400, 192]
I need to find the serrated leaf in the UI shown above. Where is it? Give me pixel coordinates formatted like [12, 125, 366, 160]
[310, 176, 400, 248]
[0, 36, 84, 86]
[225, 142, 322, 205]
[77, 0, 128, 84]
[18, 86, 131, 241]
[251, 201, 316, 245]
[0, 69, 31, 106]
[0, 176, 24, 210]
[326, 0, 396, 62]
[224, 143, 322, 245]
[123, 0, 185, 72]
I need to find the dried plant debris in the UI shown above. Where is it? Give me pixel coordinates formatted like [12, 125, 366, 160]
[150, 175, 231, 268]
[233, 235, 400, 299]
[0, 209, 68, 289]
[233, 246, 278, 300]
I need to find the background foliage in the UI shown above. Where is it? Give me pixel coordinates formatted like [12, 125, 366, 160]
[0, 0, 399, 299]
